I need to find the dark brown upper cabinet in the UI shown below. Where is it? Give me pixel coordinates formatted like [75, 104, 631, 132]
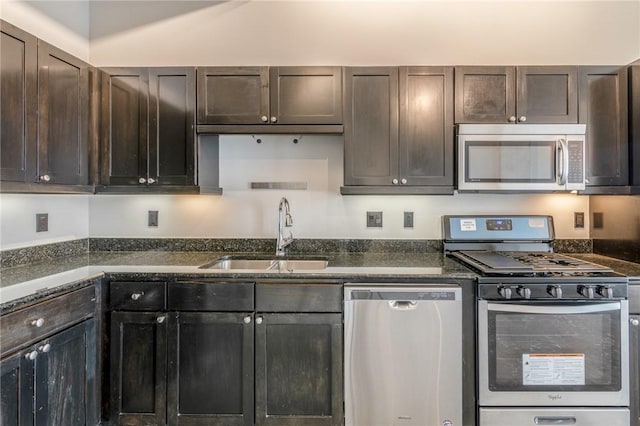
[578, 66, 628, 189]
[455, 66, 577, 124]
[629, 65, 640, 190]
[1, 21, 91, 192]
[196, 66, 343, 133]
[342, 66, 454, 195]
[0, 20, 37, 183]
[37, 40, 90, 186]
[100, 67, 197, 193]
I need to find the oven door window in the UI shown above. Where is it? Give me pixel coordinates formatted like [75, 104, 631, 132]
[487, 302, 622, 391]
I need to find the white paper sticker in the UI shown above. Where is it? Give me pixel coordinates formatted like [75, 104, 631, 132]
[523, 354, 585, 386]
[460, 219, 477, 231]
[528, 219, 546, 228]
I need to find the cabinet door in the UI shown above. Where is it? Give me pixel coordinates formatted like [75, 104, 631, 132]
[629, 66, 640, 187]
[0, 21, 37, 183]
[269, 67, 342, 125]
[517, 66, 578, 123]
[37, 40, 89, 185]
[579, 66, 629, 186]
[255, 313, 343, 426]
[631, 315, 639, 426]
[0, 351, 34, 426]
[399, 66, 454, 186]
[101, 68, 149, 185]
[197, 67, 269, 124]
[148, 67, 196, 186]
[454, 66, 516, 123]
[34, 319, 97, 426]
[111, 311, 167, 425]
[167, 312, 254, 426]
[344, 67, 399, 186]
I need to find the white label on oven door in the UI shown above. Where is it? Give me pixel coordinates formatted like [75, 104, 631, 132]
[522, 354, 585, 385]
[460, 219, 477, 231]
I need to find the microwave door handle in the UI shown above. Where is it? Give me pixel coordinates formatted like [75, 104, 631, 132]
[557, 138, 568, 186]
[487, 302, 621, 315]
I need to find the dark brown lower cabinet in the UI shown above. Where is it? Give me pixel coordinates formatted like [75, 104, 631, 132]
[110, 311, 168, 426]
[167, 312, 254, 426]
[0, 320, 96, 426]
[0, 351, 33, 426]
[255, 313, 343, 426]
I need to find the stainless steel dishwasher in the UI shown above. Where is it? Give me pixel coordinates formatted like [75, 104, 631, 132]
[344, 285, 463, 426]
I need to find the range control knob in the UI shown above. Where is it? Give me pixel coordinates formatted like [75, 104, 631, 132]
[498, 286, 512, 299]
[578, 285, 595, 299]
[517, 286, 531, 299]
[548, 285, 563, 299]
[597, 286, 614, 299]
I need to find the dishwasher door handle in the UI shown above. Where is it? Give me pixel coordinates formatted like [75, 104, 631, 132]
[389, 300, 418, 310]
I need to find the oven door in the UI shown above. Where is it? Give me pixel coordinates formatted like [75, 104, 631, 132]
[478, 300, 629, 406]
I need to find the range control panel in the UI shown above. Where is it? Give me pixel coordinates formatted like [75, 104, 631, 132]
[479, 282, 628, 301]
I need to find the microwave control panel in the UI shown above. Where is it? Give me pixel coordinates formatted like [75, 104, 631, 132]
[567, 140, 584, 184]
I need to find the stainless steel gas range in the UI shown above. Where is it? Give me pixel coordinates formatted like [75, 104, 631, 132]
[444, 215, 630, 426]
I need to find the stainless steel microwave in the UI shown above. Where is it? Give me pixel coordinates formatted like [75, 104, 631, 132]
[457, 124, 586, 192]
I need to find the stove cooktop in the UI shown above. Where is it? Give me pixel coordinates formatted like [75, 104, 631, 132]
[451, 250, 615, 276]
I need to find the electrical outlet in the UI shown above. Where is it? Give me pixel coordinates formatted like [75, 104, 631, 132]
[404, 212, 414, 228]
[593, 212, 604, 229]
[366, 211, 383, 228]
[148, 210, 159, 227]
[574, 212, 584, 228]
[36, 213, 48, 232]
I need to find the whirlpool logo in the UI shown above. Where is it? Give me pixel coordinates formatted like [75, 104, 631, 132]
[547, 394, 562, 401]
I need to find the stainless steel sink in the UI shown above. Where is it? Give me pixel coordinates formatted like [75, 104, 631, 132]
[199, 255, 328, 271]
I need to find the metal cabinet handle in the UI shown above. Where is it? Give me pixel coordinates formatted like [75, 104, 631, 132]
[25, 351, 38, 361]
[139, 177, 147, 184]
[131, 292, 144, 301]
[401, 178, 407, 184]
[508, 116, 517, 123]
[157, 316, 165, 323]
[630, 318, 639, 326]
[40, 174, 51, 182]
[261, 115, 268, 122]
[243, 316, 252, 324]
[392, 178, 399, 185]
[270, 116, 277, 123]
[31, 318, 45, 328]
[38, 343, 51, 353]
[518, 115, 527, 123]
[256, 317, 263, 325]
[147, 178, 156, 184]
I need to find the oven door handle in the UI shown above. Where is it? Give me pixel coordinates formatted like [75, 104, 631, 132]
[487, 302, 620, 314]
[534, 416, 576, 425]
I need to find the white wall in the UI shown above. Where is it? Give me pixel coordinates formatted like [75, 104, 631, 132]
[0, 0, 90, 62]
[0, 195, 90, 250]
[89, 135, 591, 239]
[89, 1, 640, 66]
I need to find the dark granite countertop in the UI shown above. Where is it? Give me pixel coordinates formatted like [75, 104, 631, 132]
[568, 253, 640, 279]
[0, 250, 476, 310]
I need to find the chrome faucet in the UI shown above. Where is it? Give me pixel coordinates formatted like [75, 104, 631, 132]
[276, 197, 293, 256]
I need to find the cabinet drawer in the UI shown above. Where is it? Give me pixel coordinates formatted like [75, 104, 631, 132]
[256, 282, 342, 312]
[0, 285, 95, 357]
[110, 281, 166, 311]
[168, 282, 254, 311]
